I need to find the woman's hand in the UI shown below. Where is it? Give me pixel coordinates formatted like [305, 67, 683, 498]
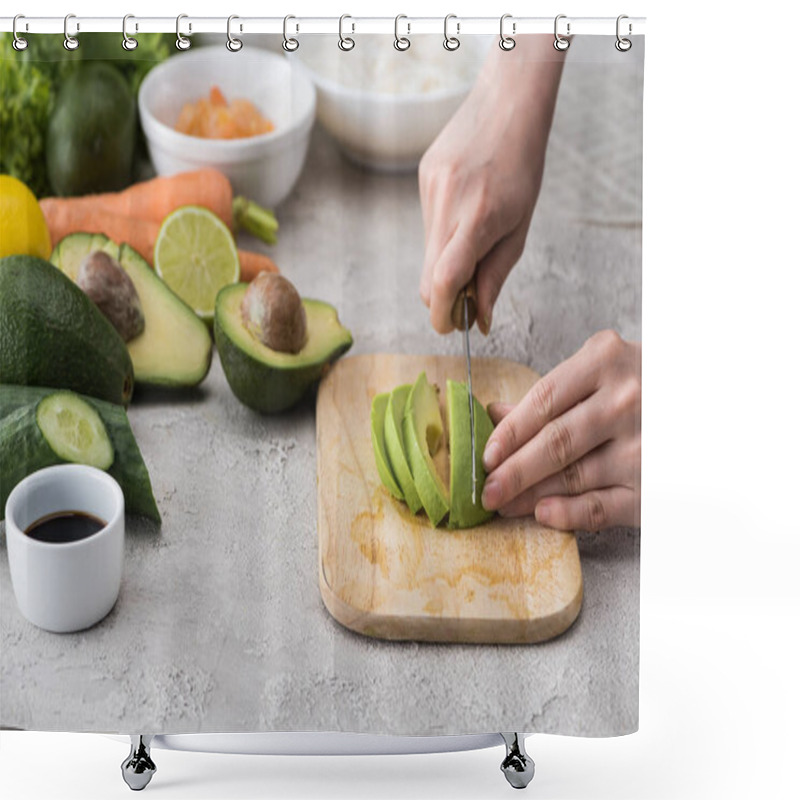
[481, 330, 641, 531]
[419, 38, 565, 335]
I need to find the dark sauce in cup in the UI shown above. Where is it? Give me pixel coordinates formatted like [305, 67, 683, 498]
[25, 511, 106, 543]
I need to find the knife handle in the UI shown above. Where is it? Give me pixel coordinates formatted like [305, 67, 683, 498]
[451, 276, 478, 332]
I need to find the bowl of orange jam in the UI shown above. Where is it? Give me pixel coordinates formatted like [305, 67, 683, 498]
[139, 48, 316, 208]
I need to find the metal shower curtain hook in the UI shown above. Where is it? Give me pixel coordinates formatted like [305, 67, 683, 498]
[63, 13, 79, 50]
[122, 14, 138, 51]
[227, 15, 243, 52]
[554, 14, 570, 51]
[12, 14, 28, 51]
[499, 14, 516, 51]
[394, 14, 410, 51]
[338, 14, 355, 51]
[283, 15, 299, 52]
[176, 14, 191, 50]
[615, 14, 632, 51]
[443, 14, 460, 51]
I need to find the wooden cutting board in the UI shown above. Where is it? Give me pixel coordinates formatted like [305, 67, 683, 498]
[316, 354, 583, 644]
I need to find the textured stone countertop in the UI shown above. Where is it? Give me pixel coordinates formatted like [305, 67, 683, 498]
[1, 38, 642, 737]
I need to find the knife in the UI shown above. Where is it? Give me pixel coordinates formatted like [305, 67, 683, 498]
[451, 277, 478, 504]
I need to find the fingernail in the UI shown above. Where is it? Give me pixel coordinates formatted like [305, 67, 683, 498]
[483, 310, 492, 335]
[483, 441, 500, 472]
[535, 500, 551, 526]
[482, 477, 500, 510]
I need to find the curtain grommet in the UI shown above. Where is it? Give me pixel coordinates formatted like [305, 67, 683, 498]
[338, 14, 355, 51]
[615, 15, 632, 52]
[394, 15, 411, 51]
[283, 15, 300, 52]
[122, 14, 138, 51]
[226, 15, 243, 52]
[176, 14, 191, 50]
[499, 14, 516, 51]
[63, 13, 79, 51]
[554, 14, 570, 51]
[443, 14, 460, 51]
[12, 14, 28, 51]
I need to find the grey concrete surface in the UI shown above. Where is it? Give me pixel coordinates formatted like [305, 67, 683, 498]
[0, 38, 642, 737]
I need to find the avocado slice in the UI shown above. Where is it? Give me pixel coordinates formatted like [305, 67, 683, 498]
[383, 385, 423, 514]
[370, 393, 404, 501]
[402, 372, 450, 526]
[51, 233, 213, 388]
[215, 283, 353, 414]
[447, 379, 495, 529]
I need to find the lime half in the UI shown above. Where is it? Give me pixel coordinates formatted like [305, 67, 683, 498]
[154, 205, 240, 321]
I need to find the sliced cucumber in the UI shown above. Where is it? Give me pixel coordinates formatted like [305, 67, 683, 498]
[0, 385, 160, 522]
[36, 392, 114, 470]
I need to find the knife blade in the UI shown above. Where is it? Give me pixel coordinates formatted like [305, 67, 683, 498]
[452, 277, 478, 504]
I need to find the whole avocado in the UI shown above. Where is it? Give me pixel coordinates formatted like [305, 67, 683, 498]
[46, 62, 137, 197]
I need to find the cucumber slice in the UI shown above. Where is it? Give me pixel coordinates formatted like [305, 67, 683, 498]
[0, 385, 160, 522]
[36, 392, 114, 470]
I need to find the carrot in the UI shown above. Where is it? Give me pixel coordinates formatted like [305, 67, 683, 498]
[238, 249, 279, 282]
[39, 169, 278, 246]
[40, 206, 278, 278]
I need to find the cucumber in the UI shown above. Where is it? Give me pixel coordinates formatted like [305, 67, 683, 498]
[36, 393, 114, 470]
[0, 255, 134, 405]
[0, 386, 160, 522]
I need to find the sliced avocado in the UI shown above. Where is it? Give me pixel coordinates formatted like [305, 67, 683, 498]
[370, 393, 404, 500]
[51, 234, 213, 388]
[383, 384, 423, 513]
[215, 283, 353, 414]
[402, 372, 450, 526]
[447, 379, 495, 529]
[118, 245, 212, 387]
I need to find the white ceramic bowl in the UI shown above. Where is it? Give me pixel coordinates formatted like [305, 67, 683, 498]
[5, 465, 125, 633]
[290, 35, 488, 172]
[139, 47, 316, 208]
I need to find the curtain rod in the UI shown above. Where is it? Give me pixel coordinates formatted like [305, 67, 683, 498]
[1, 15, 646, 37]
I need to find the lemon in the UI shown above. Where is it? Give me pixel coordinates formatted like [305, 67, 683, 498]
[0, 175, 52, 259]
[154, 205, 240, 321]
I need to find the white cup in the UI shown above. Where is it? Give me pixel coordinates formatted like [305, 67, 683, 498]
[4, 464, 125, 633]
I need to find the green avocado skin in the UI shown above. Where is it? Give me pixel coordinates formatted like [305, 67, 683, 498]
[447, 379, 495, 529]
[46, 63, 137, 197]
[0, 385, 160, 522]
[215, 286, 353, 414]
[0, 256, 135, 406]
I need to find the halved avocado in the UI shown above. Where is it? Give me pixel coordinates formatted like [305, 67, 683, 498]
[215, 283, 353, 414]
[383, 384, 423, 514]
[50, 233, 213, 388]
[370, 393, 404, 501]
[447, 379, 495, 529]
[119, 245, 212, 387]
[402, 372, 450, 526]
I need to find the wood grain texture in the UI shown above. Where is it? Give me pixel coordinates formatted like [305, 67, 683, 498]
[316, 354, 583, 644]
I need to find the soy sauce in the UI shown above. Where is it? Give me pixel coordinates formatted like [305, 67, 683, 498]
[25, 511, 106, 543]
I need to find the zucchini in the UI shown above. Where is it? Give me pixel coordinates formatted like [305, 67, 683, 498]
[0, 386, 160, 522]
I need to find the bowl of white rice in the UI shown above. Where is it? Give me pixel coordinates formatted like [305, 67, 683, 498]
[289, 35, 489, 172]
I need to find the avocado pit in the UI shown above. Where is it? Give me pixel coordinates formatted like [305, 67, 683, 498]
[241, 271, 308, 354]
[77, 250, 144, 342]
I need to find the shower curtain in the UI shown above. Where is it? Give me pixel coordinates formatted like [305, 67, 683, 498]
[1, 20, 642, 749]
